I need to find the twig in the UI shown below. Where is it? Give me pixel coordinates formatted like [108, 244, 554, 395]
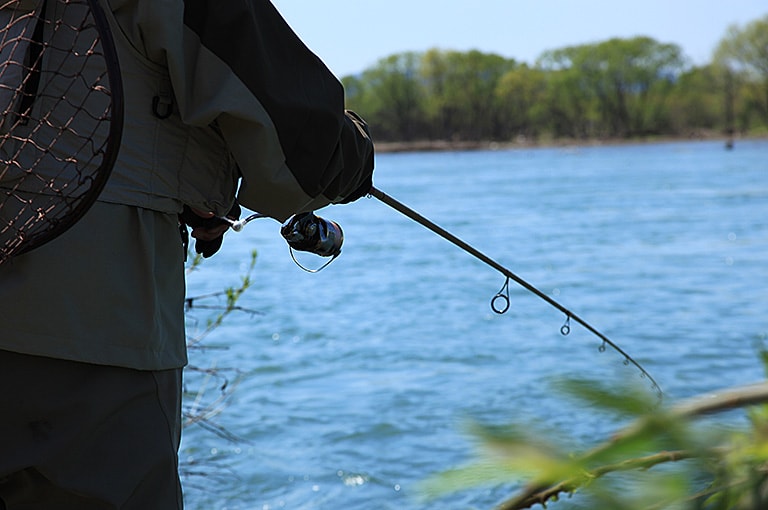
[496, 450, 698, 510]
[495, 381, 768, 510]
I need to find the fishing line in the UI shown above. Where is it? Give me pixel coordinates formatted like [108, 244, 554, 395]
[369, 186, 663, 399]
[218, 212, 268, 232]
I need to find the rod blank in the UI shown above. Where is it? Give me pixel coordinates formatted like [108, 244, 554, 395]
[369, 186, 662, 398]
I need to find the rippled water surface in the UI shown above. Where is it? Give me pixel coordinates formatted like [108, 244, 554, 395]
[181, 140, 768, 509]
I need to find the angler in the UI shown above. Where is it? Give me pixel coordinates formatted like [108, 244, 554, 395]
[0, 1, 374, 508]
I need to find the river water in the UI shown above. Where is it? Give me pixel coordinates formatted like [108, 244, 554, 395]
[181, 139, 768, 509]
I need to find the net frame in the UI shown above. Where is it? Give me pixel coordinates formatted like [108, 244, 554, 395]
[0, 0, 123, 264]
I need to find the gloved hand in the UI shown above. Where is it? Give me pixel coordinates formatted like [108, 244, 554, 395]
[336, 110, 374, 204]
[179, 201, 241, 258]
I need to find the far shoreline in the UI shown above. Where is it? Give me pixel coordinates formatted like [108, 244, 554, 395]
[373, 133, 767, 153]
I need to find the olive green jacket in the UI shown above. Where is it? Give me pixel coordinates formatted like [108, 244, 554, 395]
[103, 0, 374, 220]
[0, 0, 374, 370]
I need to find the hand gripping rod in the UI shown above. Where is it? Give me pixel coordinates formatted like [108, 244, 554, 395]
[369, 186, 662, 399]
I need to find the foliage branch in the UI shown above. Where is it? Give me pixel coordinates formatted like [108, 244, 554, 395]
[423, 352, 768, 509]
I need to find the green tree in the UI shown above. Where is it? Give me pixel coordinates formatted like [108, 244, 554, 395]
[534, 60, 593, 139]
[667, 65, 723, 134]
[714, 15, 768, 131]
[340, 74, 368, 114]
[340, 16, 768, 145]
[539, 37, 685, 138]
[421, 49, 516, 141]
[494, 64, 547, 140]
[349, 52, 427, 141]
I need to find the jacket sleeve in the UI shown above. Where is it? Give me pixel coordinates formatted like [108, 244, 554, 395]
[169, 0, 374, 221]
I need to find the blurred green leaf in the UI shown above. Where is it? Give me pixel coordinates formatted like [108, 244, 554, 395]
[426, 368, 768, 509]
[552, 378, 659, 417]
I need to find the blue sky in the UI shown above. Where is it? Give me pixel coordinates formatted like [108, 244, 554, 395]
[271, 0, 767, 78]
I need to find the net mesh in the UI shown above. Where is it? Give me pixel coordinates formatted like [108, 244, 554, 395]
[0, 0, 121, 264]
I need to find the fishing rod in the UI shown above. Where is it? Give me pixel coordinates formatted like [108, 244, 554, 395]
[368, 186, 663, 400]
[217, 188, 662, 398]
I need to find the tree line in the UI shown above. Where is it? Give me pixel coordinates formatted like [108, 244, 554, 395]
[342, 15, 768, 144]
